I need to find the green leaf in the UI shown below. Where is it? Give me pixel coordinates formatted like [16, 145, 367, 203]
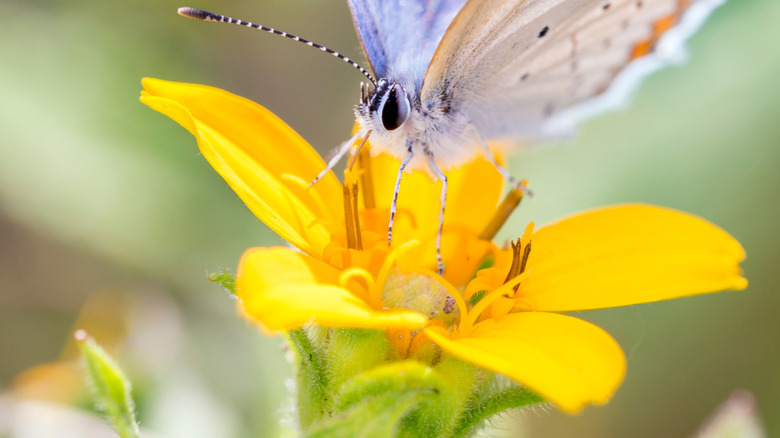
[207, 269, 236, 295]
[75, 330, 140, 438]
[453, 385, 544, 437]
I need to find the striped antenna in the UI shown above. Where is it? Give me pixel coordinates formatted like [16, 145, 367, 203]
[178, 7, 377, 87]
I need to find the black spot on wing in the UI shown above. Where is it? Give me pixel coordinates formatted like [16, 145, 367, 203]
[538, 26, 549, 38]
[602, 2, 612, 10]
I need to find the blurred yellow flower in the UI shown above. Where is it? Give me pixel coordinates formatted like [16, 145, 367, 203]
[141, 78, 747, 413]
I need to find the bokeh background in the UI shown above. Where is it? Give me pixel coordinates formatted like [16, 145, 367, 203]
[1, 0, 778, 437]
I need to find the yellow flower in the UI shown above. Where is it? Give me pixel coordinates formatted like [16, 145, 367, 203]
[140, 78, 502, 329]
[423, 205, 747, 412]
[141, 78, 747, 413]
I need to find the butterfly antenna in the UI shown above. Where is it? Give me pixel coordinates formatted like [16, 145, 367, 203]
[178, 7, 377, 87]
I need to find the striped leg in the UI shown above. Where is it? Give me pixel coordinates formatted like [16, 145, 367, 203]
[475, 129, 533, 197]
[308, 132, 360, 188]
[388, 143, 414, 245]
[426, 153, 447, 275]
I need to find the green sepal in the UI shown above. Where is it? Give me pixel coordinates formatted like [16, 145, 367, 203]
[330, 361, 458, 438]
[452, 385, 544, 437]
[75, 330, 140, 438]
[305, 389, 421, 438]
[207, 269, 236, 295]
[326, 328, 388, 390]
[435, 357, 482, 413]
[287, 328, 330, 430]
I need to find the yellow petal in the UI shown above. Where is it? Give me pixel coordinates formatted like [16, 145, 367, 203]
[425, 312, 625, 413]
[141, 80, 337, 256]
[518, 204, 747, 312]
[368, 152, 503, 245]
[237, 247, 428, 331]
[441, 155, 504, 234]
[141, 79, 341, 215]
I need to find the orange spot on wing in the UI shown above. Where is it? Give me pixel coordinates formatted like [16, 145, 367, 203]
[630, 39, 653, 60]
[654, 15, 677, 34]
[629, 12, 680, 60]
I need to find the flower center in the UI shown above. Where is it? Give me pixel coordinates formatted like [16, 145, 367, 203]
[382, 269, 459, 325]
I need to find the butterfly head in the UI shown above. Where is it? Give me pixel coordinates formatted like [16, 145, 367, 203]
[358, 79, 411, 133]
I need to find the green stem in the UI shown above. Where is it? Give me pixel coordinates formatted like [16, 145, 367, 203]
[287, 329, 330, 430]
[452, 386, 544, 437]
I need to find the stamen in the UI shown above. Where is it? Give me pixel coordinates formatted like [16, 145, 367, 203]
[503, 239, 524, 285]
[518, 222, 535, 276]
[352, 180, 363, 249]
[479, 182, 529, 241]
[519, 240, 532, 275]
[356, 141, 376, 209]
[463, 273, 526, 332]
[503, 222, 535, 292]
[342, 171, 363, 251]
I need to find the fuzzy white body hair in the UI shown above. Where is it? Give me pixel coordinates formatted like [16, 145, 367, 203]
[354, 87, 481, 173]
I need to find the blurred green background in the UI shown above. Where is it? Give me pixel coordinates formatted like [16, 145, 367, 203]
[0, 0, 777, 437]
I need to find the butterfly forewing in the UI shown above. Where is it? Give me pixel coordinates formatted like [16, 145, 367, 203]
[347, 0, 467, 90]
[421, 0, 719, 141]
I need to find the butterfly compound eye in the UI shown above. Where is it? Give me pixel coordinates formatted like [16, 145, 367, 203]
[379, 83, 410, 131]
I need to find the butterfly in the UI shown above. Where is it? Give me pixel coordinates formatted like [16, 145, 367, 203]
[179, 0, 724, 272]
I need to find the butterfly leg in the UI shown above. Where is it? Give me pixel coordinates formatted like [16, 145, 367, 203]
[308, 131, 361, 187]
[475, 130, 533, 197]
[388, 142, 414, 246]
[426, 152, 447, 275]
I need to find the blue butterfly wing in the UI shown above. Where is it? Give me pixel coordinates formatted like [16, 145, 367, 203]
[347, 0, 467, 92]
